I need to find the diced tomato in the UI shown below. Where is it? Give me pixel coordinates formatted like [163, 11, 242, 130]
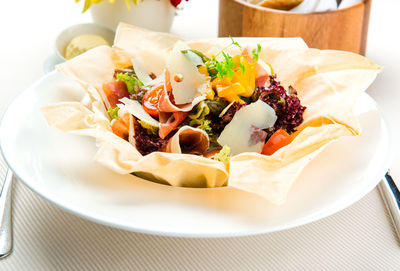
[261, 129, 292, 155]
[142, 84, 164, 118]
[103, 81, 130, 108]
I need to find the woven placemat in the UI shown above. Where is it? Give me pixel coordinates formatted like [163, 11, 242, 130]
[0, 154, 399, 270]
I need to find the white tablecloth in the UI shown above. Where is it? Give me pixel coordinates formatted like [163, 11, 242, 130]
[1, 0, 400, 270]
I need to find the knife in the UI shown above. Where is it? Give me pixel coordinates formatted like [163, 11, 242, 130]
[378, 172, 400, 242]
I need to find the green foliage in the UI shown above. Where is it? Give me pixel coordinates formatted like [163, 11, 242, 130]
[116, 72, 143, 94]
[198, 119, 212, 133]
[214, 145, 231, 165]
[252, 44, 261, 61]
[107, 106, 119, 119]
[201, 37, 245, 80]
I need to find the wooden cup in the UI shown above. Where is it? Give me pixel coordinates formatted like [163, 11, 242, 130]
[219, 0, 372, 55]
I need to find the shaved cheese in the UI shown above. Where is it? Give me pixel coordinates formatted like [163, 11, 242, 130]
[131, 57, 164, 86]
[118, 97, 159, 127]
[167, 41, 207, 104]
[217, 100, 277, 155]
[131, 57, 153, 86]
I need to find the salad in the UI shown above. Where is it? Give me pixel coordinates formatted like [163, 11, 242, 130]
[42, 23, 380, 204]
[102, 38, 306, 162]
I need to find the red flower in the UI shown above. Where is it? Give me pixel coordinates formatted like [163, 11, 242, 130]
[170, 0, 188, 8]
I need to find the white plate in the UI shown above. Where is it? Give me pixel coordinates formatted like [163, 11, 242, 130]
[0, 71, 392, 238]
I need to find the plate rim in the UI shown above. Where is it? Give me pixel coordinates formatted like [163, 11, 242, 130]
[0, 71, 393, 238]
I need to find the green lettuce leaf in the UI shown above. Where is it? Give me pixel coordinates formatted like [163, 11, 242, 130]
[116, 72, 143, 94]
[107, 106, 119, 119]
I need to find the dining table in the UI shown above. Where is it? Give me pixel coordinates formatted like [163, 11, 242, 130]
[0, 0, 399, 270]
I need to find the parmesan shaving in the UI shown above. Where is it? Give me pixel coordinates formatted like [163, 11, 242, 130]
[167, 41, 207, 104]
[217, 100, 277, 155]
[131, 57, 159, 86]
[118, 97, 159, 127]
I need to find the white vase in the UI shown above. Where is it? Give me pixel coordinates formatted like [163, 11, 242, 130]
[90, 0, 176, 32]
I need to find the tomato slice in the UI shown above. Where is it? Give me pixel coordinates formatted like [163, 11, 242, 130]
[142, 84, 164, 118]
[102, 81, 130, 108]
[261, 129, 292, 155]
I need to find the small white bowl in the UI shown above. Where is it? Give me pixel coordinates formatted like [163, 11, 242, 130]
[55, 23, 115, 63]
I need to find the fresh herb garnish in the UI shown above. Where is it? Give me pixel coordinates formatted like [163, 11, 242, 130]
[229, 36, 242, 49]
[116, 72, 143, 94]
[215, 37, 242, 57]
[202, 37, 244, 80]
[107, 106, 119, 119]
[239, 62, 245, 74]
[252, 44, 261, 61]
[215, 51, 236, 79]
[265, 61, 274, 75]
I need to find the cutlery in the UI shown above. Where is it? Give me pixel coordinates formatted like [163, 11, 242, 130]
[0, 168, 13, 259]
[378, 172, 400, 242]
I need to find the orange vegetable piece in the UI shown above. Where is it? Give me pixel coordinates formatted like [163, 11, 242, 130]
[111, 113, 130, 140]
[261, 129, 292, 155]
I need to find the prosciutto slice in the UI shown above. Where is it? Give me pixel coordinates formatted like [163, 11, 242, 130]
[157, 69, 204, 139]
[159, 111, 189, 139]
[163, 126, 209, 155]
[158, 69, 205, 113]
[242, 48, 271, 87]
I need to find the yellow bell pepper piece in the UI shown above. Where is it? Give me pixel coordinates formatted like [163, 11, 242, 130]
[198, 65, 209, 76]
[211, 56, 256, 103]
[204, 82, 215, 100]
[215, 83, 246, 104]
[231, 55, 256, 97]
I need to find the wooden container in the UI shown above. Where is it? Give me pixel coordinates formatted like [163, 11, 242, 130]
[219, 0, 372, 55]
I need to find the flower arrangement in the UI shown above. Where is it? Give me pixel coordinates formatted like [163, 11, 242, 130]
[76, 0, 188, 12]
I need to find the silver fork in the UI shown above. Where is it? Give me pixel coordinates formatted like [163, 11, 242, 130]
[379, 172, 400, 242]
[0, 168, 13, 258]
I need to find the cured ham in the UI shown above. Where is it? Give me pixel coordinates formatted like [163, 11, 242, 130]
[157, 69, 204, 139]
[158, 111, 189, 139]
[102, 81, 130, 108]
[163, 126, 209, 155]
[158, 69, 205, 113]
